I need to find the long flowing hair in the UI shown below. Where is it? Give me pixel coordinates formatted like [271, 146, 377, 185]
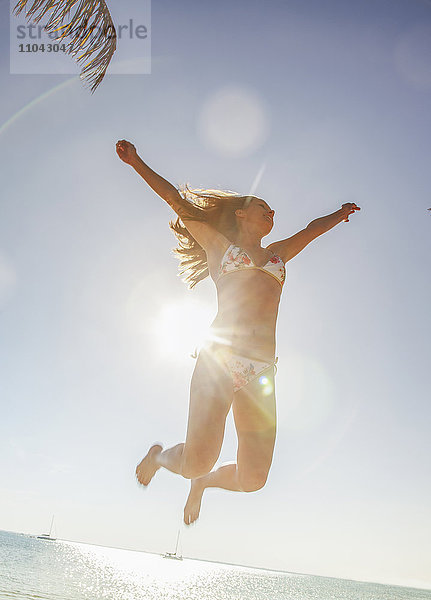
[169, 184, 254, 288]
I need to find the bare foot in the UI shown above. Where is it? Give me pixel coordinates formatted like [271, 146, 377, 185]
[135, 444, 163, 486]
[184, 479, 205, 525]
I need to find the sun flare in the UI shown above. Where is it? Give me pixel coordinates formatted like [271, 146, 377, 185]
[152, 297, 214, 359]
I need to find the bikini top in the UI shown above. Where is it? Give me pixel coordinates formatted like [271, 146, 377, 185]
[217, 244, 286, 287]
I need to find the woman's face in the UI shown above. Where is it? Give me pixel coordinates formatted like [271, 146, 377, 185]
[238, 197, 275, 234]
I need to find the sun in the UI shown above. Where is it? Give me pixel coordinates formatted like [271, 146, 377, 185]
[152, 297, 214, 359]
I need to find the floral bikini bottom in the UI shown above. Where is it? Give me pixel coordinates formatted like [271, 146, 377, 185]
[192, 341, 278, 393]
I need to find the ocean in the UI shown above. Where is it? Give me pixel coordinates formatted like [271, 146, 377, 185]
[0, 530, 430, 600]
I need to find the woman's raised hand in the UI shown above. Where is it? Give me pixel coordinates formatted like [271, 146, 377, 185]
[341, 202, 361, 222]
[116, 139, 138, 165]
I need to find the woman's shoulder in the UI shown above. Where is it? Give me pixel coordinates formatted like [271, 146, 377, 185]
[205, 238, 233, 281]
[183, 220, 231, 253]
[205, 237, 232, 264]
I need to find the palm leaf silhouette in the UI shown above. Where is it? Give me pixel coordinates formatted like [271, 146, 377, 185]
[13, 0, 117, 93]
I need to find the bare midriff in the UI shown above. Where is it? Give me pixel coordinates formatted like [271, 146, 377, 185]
[208, 269, 282, 362]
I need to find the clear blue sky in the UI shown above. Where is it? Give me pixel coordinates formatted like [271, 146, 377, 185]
[1, 0, 430, 590]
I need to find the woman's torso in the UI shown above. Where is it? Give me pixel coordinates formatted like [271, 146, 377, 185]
[206, 241, 285, 361]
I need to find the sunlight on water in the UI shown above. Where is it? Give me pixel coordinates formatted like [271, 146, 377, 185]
[1, 531, 430, 600]
[63, 540, 220, 588]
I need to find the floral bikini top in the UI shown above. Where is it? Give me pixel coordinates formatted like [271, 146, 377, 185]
[217, 244, 286, 287]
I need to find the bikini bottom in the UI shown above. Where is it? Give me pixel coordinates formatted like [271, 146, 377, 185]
[192, 341, 278, 393]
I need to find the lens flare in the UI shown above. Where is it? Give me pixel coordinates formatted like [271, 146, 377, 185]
[197, 85, 270, 158]
[259, 375, 273, 396]
[152, 297, 213, 360]
[394, 24, 431, 89]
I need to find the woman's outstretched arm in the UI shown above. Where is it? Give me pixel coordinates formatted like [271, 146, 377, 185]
[268, 203, 360, 262]
[115, 139, 187, 215]
[115, 139, 228, 252]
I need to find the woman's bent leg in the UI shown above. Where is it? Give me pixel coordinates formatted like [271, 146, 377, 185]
[136, 344, 233, 486]
[183, 463, 242, 524]
[183, 365, 276, 524]
[135, 443, 184, 485]
[180, 345, 233, 479]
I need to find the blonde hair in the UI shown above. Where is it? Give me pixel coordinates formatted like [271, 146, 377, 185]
[169, 184, 255, 288]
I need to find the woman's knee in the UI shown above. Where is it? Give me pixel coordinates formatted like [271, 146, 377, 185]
[180, 451, 216, 480]
[238, 469, 269, 492]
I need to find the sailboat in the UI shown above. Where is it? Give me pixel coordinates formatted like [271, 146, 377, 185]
[37, 515, 57, 541]
[162, 529, 182, 561]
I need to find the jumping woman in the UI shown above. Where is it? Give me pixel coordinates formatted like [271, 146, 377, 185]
[115, 139, 360, 525]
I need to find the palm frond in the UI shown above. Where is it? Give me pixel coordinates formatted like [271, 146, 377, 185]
[13, 0, 117, 93]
